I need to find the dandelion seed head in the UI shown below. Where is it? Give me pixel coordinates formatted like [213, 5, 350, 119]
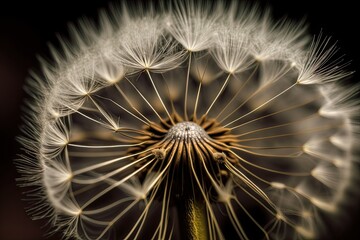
[15, 0, 360, 239]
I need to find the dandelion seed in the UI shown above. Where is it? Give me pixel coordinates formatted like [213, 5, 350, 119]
[16, 1, 359, 239]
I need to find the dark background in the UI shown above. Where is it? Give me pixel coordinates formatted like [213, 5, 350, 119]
[1, 0, 359, 239]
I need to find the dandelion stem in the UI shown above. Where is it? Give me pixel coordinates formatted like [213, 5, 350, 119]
[176, 196, 208, 240]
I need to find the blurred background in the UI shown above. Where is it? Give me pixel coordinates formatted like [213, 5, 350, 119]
[0, 0, 359, 239]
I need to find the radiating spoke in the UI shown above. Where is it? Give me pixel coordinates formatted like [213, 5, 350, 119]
[225, 82, 298, 128]
[204, 73, 232, 116]
[215, 65, 258, 120]
[123, 76, 163, 122]
[184, 52, 192, 120]
[146, 70, 175, 125]
[229, 150, 311, 176]
[220, 66, 294, 124]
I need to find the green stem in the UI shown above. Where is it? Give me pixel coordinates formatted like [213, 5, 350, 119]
[177, 197, 208, 240]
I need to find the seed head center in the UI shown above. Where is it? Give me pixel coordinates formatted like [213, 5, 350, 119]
[166, 121, 208, 141]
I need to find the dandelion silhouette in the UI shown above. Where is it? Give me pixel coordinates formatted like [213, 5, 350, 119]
[16, 1, 359, 239]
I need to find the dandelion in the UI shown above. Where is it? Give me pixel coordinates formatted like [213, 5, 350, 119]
[16, 1, 359, 239]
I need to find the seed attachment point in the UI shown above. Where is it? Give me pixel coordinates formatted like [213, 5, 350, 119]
[152, 148, 167, 160]
[213, 152, 227, 163]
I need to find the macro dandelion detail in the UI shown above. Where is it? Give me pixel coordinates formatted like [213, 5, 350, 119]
[16, 1, 360, 239]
